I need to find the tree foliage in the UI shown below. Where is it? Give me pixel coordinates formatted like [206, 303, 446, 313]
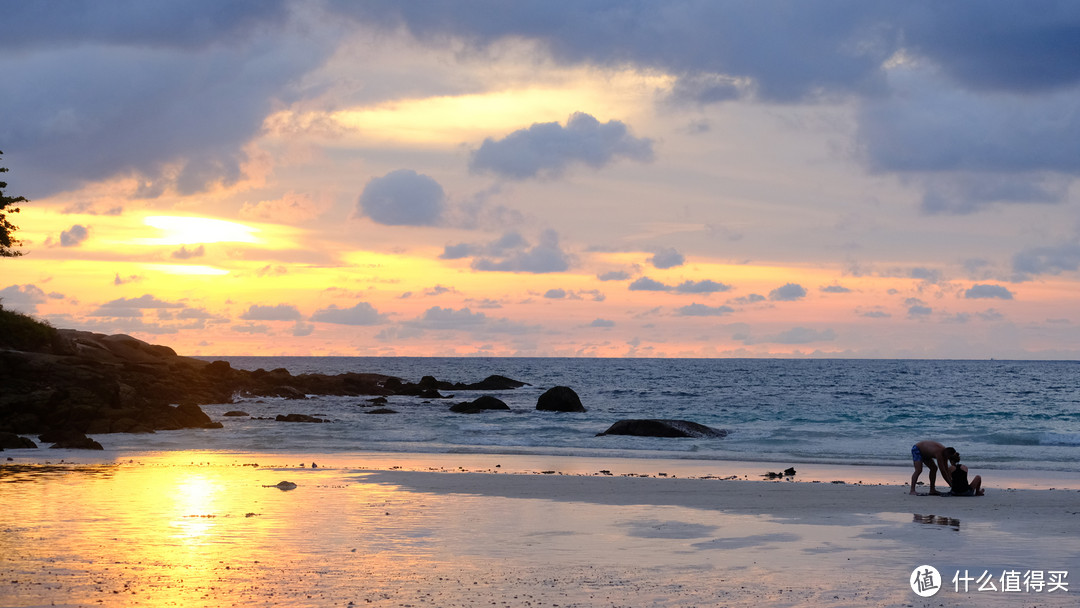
[1, 149, 28, 257]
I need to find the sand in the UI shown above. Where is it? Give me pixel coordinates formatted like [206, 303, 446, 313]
[2, 451, 1077, 607]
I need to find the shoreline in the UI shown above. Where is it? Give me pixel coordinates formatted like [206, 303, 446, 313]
[5, 447, 1080, 490]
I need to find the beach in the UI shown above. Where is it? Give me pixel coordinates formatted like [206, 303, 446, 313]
[2, 451, 1076, 607]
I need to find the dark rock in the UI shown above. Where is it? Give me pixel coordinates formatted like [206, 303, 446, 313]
[466, 375, 530, 390]
[223, 411, 250, 417]
[265, 481, 297, 491]
[39, 430, 103, 450]
[449, 395, 510, 414]
[0, 432, 37, 449]
[596, 419, 728, 438]
[275, 413, 325, 423]
[366, 408, 398, 414]
[368, 397, 388, 405]
[536, 386, 586, 412]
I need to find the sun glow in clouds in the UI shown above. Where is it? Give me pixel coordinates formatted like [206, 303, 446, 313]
[138, 216, 260, 246]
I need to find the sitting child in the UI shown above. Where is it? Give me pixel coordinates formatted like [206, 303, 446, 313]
[947, 452, 984, 496]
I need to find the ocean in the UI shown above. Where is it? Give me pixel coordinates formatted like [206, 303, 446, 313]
[85, 357, 1080, 475]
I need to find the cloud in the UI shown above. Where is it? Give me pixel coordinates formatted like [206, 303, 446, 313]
[88, 294, 184, 317]
[101, 294, 184, 309]
[0, 284, 56, 313]
[676, 303, 734, 316]
[60, 224, 89, 247]
[61, 201, 123, 215]
[404, 306, 536, 334]
[240, 303, 302, 321]
[310, 302, 386, 326]
[469, 112, 653, 180]
[1013, 242, 1080, 278]
[649, 248, 685, 269]
[730, 294, 767, 305]
[543, 288, 567, 299]
[470, 229, 572, 273]
[240, 191, 328, 223]
[589, 318, 615, 328]
[597, 270, 631, 281]
[736, 326, 837, 345]
[768, 283, 807, 302]
[292, 321, 315, 337]
[356, 169, 446, 226]
[628, 277, 669, 291]
[963, 284, 1014, 300]
[113, 273, 144, 285]
[910, 267, 944, 284]
[232, 323, 271, 335]
[3, 2, 326, 197]
[171, 244, 205, 260]
[820, 285, 851, 293]
[674, 279, 732, 294]
[860, 309, 891, 319]
[906, 297, 933, 318]
[769, 327, 837, 345]
[440, 243, 477, 260]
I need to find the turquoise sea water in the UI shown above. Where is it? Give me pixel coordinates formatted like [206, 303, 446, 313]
[98, 358, 1080, 474]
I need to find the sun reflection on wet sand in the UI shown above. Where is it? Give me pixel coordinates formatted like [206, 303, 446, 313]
[3, 453, 1078, 607]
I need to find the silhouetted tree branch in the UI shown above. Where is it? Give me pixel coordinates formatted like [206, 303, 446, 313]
[1, 150, 28, 257]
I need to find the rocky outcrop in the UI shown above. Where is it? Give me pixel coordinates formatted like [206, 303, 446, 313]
[597, 419, 728, 438]
[1, 327, 529, 437]
[0, 431, 37, 449]
[449, 395, 510, 414]
[536, 386, 586, 412]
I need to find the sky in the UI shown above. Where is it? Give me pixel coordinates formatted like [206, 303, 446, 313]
[2, 1, 1080, 358]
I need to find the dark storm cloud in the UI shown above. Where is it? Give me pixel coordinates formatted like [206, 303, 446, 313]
[350, 1, 1080, 209]
[356, 169, 446, 226]
[469, 112, 653, 180]
[10, 1, 1079, 209]
[349, 1, 1080, 98]
[344, 1, 898, 103]
[1, 1, 328, 197]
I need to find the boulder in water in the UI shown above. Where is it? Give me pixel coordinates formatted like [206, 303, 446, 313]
[536, 386, 585, 412]
[449, 395, 510, 414]
[596, 419, 727, 438]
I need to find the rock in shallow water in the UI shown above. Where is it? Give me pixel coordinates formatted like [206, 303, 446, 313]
[536, 386, 586, 412]
[596, 419, 728, 438]
[449, 395, 510, 414]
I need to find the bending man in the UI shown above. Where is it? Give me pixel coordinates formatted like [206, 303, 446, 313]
[909, 440, 955, 495]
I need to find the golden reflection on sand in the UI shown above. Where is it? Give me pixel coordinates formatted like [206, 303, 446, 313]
[3, 453, 1078, 608]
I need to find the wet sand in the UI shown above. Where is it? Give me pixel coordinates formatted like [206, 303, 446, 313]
[2, 451, 1077, 607]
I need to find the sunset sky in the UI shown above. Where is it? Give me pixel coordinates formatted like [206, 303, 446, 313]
[3, 1, 1080, 358]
